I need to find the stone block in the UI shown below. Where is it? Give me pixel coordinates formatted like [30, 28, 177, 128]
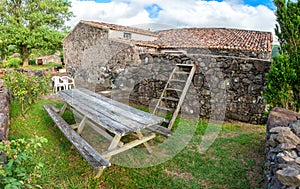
[289, 120, 300, 136]
[276, 129, 300, 146]
[277, 167, 300, 187]
[267, 108, 300, 139]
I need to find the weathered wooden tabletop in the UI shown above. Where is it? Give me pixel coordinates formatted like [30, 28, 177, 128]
[58, 88, 164, 136]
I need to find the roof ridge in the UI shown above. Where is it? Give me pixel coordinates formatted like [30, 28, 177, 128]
[80, 20, 158, 37]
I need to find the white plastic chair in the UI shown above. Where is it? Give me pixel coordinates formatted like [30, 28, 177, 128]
[51, 76, 65, 93]
[61, 76, 76, 90]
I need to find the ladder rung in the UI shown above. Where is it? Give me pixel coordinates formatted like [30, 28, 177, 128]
[155, 106, 172, 112]
[166, 88, 182, 92]
[170, 79, 186, 83]
[162, 97, 179, 101]
[176, 64, 194, 67]
[174, 71, 189, 75]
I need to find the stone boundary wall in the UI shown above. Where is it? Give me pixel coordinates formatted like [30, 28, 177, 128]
[0, 80, 10, 141]
[113, 53, 270, 124]
[265, 107, 300, 188]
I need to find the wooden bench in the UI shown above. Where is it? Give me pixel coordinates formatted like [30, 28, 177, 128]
[43, 104, 111, 172]
[43, 88, 166, 178]
[147, 125, 172, 137]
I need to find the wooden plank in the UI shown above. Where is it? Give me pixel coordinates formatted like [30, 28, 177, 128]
[102, 133, 156, 159]
[62, 90, 148, 131]
[70, 109, 124, 147]
[155, 106, 172, 112]
[136, 131, 153, 154]
[146, 125, 172, 137]
[59, 103, 68, 116]
[60, 91, 144, 134]
[162, 97, 179, 101]
[77, 116, 87, 135]
[43, 104, 111, 168]
[174, 71, 189, 75]
[58, 92, 131, 136]
[60, 90, 164, 133]
[77, 88, 164, 123]
[176, 64, 194, 67]
[169, 79, 186, 83]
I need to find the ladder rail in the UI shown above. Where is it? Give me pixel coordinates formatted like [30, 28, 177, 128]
[152, 65, 178, 114]
[167, 65, 196, 130]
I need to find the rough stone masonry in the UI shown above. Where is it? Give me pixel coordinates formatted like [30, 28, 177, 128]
[265, 107, 300, 188]
[112, 53, 270, 124]
[0, 80, 10, 141]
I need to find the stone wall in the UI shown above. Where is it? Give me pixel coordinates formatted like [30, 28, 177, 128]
[112, 52, 269, 124]
[265, 107, 300, 188]
[0, 80, 10, 141]
[63, 23, 142, 91]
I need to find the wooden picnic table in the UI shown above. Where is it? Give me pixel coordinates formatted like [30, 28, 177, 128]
[44, 88, 166, 177]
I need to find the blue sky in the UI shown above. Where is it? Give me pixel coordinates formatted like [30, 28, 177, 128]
[70, 0, 277, 41]
[89, 0, 276, 12]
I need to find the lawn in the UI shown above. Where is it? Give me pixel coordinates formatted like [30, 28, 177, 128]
[8, 97, 266, 189]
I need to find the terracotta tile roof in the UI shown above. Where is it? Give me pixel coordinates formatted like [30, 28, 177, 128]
[153, 28, 273, 52]
[79, 20, 272, 52]
[80, 20, 158, 37]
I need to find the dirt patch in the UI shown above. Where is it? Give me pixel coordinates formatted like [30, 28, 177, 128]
[164, 168, 195, 182]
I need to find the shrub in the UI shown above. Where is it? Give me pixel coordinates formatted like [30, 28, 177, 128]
[0, 135, 47, 188]
[4, 71, 50, 114]
[264, 54, 297, 111]
[3, 58, 22, 68]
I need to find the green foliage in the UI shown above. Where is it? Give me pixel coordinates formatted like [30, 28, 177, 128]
[265, 54, 297, 110]
[3, 58, 22, 68]
[0, 0, 73, 66]
[0, 135, 47, 188]
[265, 0, 300, 111]
[26, 62, 62, 71]
[4, 71, 50, 113]
[28, 59, 36, 66]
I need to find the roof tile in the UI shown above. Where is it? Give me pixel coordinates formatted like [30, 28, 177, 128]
[80, 20, 273, 52]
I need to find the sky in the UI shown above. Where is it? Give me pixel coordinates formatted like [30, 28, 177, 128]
[68, 0, 277, 42]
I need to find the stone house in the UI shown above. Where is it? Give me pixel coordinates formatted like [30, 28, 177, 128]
[36, 55, 61, 65]
[62, 20, 273, 124]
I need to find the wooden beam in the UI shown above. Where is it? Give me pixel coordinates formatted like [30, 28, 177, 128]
[77, 116, 87, 135]
[135, 131, 153, 154]
[59, 103, 68, 116]
[102, 133, 155, 159]
[71, 109, 124, 147]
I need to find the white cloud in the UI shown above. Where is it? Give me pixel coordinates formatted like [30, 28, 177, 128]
[67, 0, 276, 41]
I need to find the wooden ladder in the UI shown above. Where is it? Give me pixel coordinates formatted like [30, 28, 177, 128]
[152, 64, 196, 130]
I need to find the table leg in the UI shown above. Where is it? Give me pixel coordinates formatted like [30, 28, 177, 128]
[77, 116, 87, 135]
[52, 103, 68, 128]
[59, 103, 68, 116]
[106, 135, 122, 159]
[136, 131, 153, 154]
[94, 135, 122, 178]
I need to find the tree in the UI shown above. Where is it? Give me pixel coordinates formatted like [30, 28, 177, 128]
[265, 0, 300, 111]
[0, 0, 73, 66]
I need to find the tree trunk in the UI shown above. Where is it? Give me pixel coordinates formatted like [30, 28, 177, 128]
[21, 46, 29, 67]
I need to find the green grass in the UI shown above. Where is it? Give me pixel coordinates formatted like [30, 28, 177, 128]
[8, 98, 266, 188]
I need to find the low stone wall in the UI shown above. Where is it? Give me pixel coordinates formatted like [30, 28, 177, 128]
[265, 107, 300, 188]
[112, 53, 269, 124]
[0, 80, 10, 141]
